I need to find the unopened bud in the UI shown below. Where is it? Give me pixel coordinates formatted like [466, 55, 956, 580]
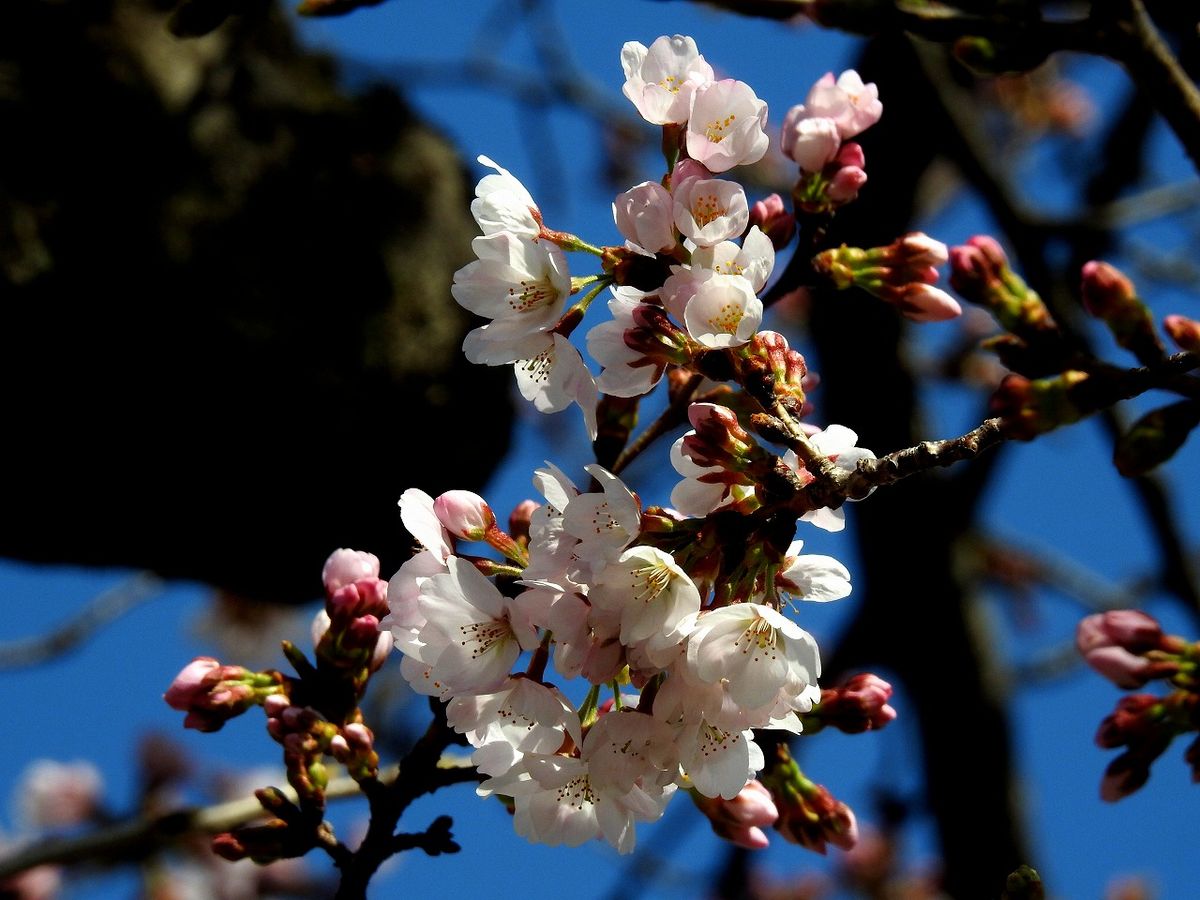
[691, 779, 778, 850]
[816, 674, 897, 733]
[749, 193, 796, 250]
[761, 744, 857, 855]
[508, 499, 538, 542]
[991, 371, 1089, 440]
[1113, 400, 1200, 478]
[1081, 261, 1164, 365]
[949, 236, 1057, 337]
[1164, 314, 1200, 352]
[322, 549, 381, 596]
[433, 490, 495, 541]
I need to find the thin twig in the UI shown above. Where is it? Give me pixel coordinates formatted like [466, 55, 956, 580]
[0, 572, 164, 670]
[0, 767, 404, 881]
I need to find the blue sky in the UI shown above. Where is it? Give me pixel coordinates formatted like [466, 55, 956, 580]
[4, 1, 1200, 897]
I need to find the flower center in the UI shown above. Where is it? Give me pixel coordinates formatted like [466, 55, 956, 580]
[508, 278, 558, 314]
[690, 194, 727, 227]
[704, 113, 736, 143]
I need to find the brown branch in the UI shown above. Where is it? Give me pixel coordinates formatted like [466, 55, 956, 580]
[1100, 0, 1200, 174]
[0, 769, 395, 881]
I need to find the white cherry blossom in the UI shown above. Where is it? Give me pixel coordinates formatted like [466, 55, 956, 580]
[776, 539, 852, 603]
[471, 155, 540, 238]
[686, 603, 821, 710]
[621, 35, 715, 125]
[800, 70, 882, 140]
[672, 177, 749, 248]
[668, 434, 753, 518]
[589, 546, 701, 663]
[415, 556, 540, 695]
[561, 464, 642, 579]
[385, 549, 447, 658]
[678, 721, 763, 800]
[685, 79, 769, 173]
[786, 424, 877, 532]
[452, 231, 569, 334]
[690, 226, 775, 293]
[582, 709, 680, 792]
[683, 272, 763, 348]
[446, 677, 582, 776]
[398, 488, 453, 563]
[613, 181, 677, 254]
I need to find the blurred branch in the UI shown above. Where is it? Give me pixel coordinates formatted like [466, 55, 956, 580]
[0, 757, 479, 883]
[0, 768, 386, 880]
[0, 573, 164, 670]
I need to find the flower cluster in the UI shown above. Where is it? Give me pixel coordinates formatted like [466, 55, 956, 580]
[1077, 609, 1200, 800]
[383, 34, 954, 855]
[451, 36, 958, 442]
[165, 32, 960, 872]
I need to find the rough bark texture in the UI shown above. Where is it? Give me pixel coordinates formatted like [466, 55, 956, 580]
[0, 0, 510, 602]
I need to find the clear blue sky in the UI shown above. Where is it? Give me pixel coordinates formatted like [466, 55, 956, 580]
[3, 2, 1200, 897]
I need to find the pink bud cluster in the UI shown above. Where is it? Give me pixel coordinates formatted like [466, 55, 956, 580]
[1077, 610, 1200, 800]
[164, 657, 283, 733]
[814, 234, 961, 322]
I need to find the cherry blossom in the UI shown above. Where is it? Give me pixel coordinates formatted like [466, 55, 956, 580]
[686, 79, 769, 173]
[452, 231, 570, 336]
[561, 464, 642, 579]
[686, 603, 821, 710]
[398, 488, 453, 563]
[672, 176, 749, 248]
[587, 292, 691, 398]
[589, 545, 701, 662]
[621, 35, 714, 126]
[411, 555, 540, 696]
[780, 112, 841, 171]
[447, 677, 582, 776]
[776, 540, 852, 603]
[796, 70, 882, 140]
[613, 181, 677, 254]
[470, 155, 540, 238]
[683, 271, 763, 348]
[690, 225, 775, 293]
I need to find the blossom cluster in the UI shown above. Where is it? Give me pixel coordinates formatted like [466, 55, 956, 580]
[451, 34, 959, 440]
[380, 34, 945, 855]
[1077, 609, 1200, 801]
[163, 32, 951, 866]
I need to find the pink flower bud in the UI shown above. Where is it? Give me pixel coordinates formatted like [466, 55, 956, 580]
[163, 657, 222, 709]
[834, 141, 865, 169]
[670, 158, 710, 191]
[1100, 752, 1152, 802]
[1164, 314, 1200, 352]
[433, 490, 495, 540]
[783, 114, 841, 171]
[328, 578, 389, 620]
[508, 499, 538, 541]
[889, 284, 962, 322]
[1084, 645, 1157, 689]
[749, 193, 796, 250]
[1081, 260, 1136, 317]
[896, 232, 949, 267]
[322, 548, 381, 595]
[1094, 694, 1161, 749]
[826, 165, 867, 203]
[819, 673, 897, 733]
[1076, 610, 1164, 655]
[692, 780, 779, 850]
